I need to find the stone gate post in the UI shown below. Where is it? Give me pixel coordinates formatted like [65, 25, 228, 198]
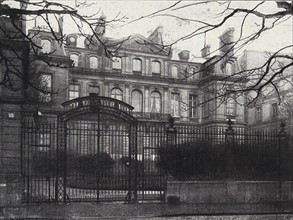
[225, 118, 235, 179]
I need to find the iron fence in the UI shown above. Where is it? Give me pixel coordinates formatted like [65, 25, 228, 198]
[21, 116, 292, 204]
[160, 120, 292, 181]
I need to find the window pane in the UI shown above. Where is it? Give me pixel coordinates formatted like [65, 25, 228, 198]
[256, 106, 262, 121]
[225, 63, 233, 75]
[113, 57, 122, 70]
[226, 98, 235, 115]
[203, 94, 210, 117]
[171, 66, 178, 78]
[171, 93, 180, 117]
[152, 61, 161, 74]
[41, 39, 51, 53]
[132, 90, 143, 112]
[70, 54, 79, 67]
[89, 56, 98, 69]
[39, 74, 52, 102]
[133, 59, 142, 72]
[150, 92, 161, 113]
[69, 84, 79, 100]
[111, 88, 123, 101]
[272, 103, 278, 118]
[88, 85, 99, 95]
[189, 95, 197, 118]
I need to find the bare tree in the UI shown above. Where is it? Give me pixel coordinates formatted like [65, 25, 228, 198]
[126, 1, 293, 106]
[0, 0, 126, 97]
[1, 1, 292, 111]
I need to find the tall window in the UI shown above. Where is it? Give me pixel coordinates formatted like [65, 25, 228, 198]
[112, 57, 122, 70]
[132, 58, 142, 73]
[41, 39, 51, 53]
[70, 54, 79, 67]
[256, 106, 262, 122]
[69, 84, 80, 100]
[171, 93, 180, 117]
[171, 66, 178, 78]
[111, 88, 123, 101]
[226, 97, 235, 116]
[203, 93, 210, 117]
[131, 90, 143, 112]
[152, 60, 161, 74]
[89, 56, 98, 69]
[39, 74, 52, 102]
[88, 85, 99, 95]
[150, 91, 161, 113]
[189, 95, 197, 118]
[272, 103, 278, 119]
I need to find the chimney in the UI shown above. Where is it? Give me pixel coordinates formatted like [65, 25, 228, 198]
[178, 50, 190, 61]
[148, 26, 164, 45]
[201, 44, 211, 58]
[20, 0, 29, 34]
[58, 15, 64, 34]
[94, 15, 106, 37]
[219, 28, 235, 55]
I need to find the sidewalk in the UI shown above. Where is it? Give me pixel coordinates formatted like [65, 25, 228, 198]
[1, 201, 293, 219]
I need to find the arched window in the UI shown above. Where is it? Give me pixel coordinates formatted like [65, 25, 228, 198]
[132, 58, 142, 73]
[131, 90, 143, 112]
[70, 54, 79, 67]
[89, 56, 98, 69]
[150, 91, 162, 113]
[171, 66, 178, 78]
[112, 57, 122, 70]
[152, 60, 161, 74]
[226, 97, 235, 116]
[225, 63, 233, 75]
[111, 88, 123, 101]
[41, 39, 51, 53]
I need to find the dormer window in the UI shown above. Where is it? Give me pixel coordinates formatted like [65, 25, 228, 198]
[39, 74, 52, 102]
[225, 63, 233, 75]
[112, 57, 122, 70]
[41, 39, 51, 53]
[152, 60, 161, 74]
[171, 66, 178, 78]
[70, 54, 79, 67]
[89, 56, 98, 69]
[133, 58, 142, 73]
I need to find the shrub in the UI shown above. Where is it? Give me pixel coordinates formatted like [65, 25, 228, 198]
[167, 195, 180, 204]
[31, 150, 114, 177]
[158, 141, 280, 181]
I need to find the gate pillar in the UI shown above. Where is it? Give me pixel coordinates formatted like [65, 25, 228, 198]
[128, 123, 138, 203]
[166, 116, 177, 147]
[55, 117, 67, 203]
[225, 118, 235, 179]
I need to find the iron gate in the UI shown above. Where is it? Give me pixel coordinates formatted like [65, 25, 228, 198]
[22, 95, 140, 203]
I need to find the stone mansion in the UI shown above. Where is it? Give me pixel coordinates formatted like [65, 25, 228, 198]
[1, 16, 291, 129]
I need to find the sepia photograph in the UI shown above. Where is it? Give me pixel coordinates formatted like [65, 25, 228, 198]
[0, 0, 292, 219]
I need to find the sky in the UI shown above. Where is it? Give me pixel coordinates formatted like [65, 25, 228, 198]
[5, 0, 293, 60]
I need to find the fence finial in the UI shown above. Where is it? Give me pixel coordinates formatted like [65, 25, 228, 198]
[168, 115, 175, 127]
[167, 115, 176, 133]
[226, 118, 234, 132]
[279, 121, 286, 136]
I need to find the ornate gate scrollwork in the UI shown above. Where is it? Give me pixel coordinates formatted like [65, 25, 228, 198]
[56, 94, 137, 203]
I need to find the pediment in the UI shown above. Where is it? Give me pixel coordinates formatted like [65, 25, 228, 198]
[106, 35, 171, 56]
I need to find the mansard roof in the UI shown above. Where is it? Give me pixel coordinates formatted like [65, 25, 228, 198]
[108, 34, 172, 57]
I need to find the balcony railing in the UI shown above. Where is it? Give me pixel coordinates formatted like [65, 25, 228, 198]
[132, 112, 170, 121]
